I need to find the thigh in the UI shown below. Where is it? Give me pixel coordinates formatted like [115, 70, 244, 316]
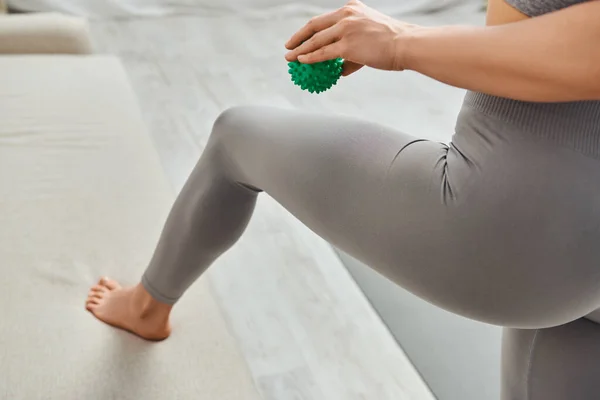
[213, 106, 600, 329]
[213, 106, 453, 276]
[502, 319, 600, 400]
[213, 106, 515, 323]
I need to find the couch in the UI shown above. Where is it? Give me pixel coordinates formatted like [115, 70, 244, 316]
[0, 13, 262, 400]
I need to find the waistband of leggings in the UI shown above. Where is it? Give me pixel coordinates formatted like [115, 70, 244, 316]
[464, 91, 600, 158]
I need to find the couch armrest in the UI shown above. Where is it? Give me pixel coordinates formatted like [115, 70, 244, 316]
[0, 13, 93, 54]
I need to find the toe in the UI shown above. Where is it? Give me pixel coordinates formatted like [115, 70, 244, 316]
[88, 291, 104, 301]
[85, 298, 100, 311]
[85, 298, 97, 306]
[89, 285, 108, 294]
[98, 277, 121, 291]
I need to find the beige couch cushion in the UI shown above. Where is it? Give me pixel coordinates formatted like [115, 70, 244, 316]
[0, 13, 92, 54]
[0, 55, 261, 400]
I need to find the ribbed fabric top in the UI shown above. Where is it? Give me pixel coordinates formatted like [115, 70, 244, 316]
[464, 91, 600, 157]
[505, 0, 589, 16]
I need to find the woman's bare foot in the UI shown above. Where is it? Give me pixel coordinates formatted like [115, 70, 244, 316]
[86, 277, 172, 341]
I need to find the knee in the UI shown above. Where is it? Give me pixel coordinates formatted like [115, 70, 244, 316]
[212, 106, 253, 138]
[209, 106, 262, 157]
[206, 107, 259, 166]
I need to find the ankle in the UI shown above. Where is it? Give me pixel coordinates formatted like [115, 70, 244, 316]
[132, 283, 172, 319]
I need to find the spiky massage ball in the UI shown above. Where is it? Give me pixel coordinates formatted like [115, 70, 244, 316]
[288, 58, 344, 94]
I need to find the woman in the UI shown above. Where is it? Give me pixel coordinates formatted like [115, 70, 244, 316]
[86, 1, 600, 398]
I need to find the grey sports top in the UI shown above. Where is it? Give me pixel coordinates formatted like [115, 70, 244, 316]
[464, 0, 600, 158]
[505, 0, 589, 16]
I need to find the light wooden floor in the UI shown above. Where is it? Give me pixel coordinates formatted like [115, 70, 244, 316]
[89, 8, 481, 398]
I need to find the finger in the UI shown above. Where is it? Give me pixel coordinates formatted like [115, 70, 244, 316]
[285, 24, 342, 62]
[297, 41, 345, 64]
[341, 61, 363, 76]
[285, 8, 345, 50]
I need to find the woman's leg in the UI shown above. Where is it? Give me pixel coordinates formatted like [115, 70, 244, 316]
[502, 320, 600, 400]
[85, 105, 447, 339]
[85, 105, 600, 340]
[140, 106, 438, 304]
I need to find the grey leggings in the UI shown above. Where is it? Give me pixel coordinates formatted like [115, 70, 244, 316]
[142, 93, 600, 399]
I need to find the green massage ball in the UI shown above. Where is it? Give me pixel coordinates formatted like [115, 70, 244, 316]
[288, 58, 344, 94]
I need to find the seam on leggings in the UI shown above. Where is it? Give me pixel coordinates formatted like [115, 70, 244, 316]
[385, 138, 428, 176]
[525, 330, 540, 400]
[437, 145, 456, 205]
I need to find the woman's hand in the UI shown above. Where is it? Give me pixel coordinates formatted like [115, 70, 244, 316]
[284, 0, 417, 76]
